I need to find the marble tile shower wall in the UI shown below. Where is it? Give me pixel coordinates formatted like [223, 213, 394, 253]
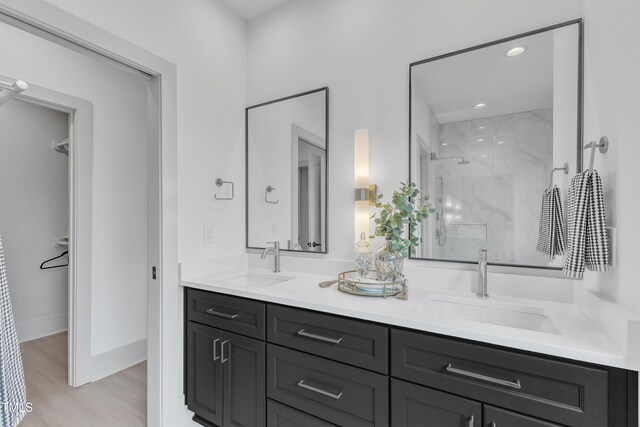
[432, 109, 553, 265]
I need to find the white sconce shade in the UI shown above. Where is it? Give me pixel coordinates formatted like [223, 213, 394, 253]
[354, 129, 370, 245]
[354, 129, 370, 190]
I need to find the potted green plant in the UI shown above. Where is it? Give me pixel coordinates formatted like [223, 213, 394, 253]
[370, 182, 434, 281]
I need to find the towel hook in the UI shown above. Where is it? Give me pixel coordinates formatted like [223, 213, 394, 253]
[214, 178, 234, 200]
[583, 136, 609, 172]
[265, 185, 279, 204]
[549, 163, 569, 188]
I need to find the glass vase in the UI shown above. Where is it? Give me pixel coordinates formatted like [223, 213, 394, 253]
[375, 240, 404, 281]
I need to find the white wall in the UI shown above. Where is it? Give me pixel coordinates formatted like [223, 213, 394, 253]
[248, 0, 584, 261]
[0, 99, 69, 342]
[0, 22, 149, 357]
[577, 0, 640, 360]
[582, 0, 640, 314]
[41, 0, 248, 262]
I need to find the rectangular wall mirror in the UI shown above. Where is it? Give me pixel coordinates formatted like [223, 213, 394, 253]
[246, 87, 328, 253]
[409, 20, 582, 269]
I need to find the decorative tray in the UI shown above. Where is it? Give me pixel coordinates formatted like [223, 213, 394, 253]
[334, 270, 408, 300]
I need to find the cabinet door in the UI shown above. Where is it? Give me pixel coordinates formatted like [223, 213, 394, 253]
[484, 405, 561, 427]
[222, 330, 266, 427]
[391, 379, 481, 427]
[186, 322, 224, 427]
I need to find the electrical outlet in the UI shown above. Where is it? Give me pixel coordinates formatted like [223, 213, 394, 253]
[204, 224, 215, 244]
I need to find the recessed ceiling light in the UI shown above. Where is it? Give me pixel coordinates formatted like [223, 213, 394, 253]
[506, 46, 527, 57]
[497, 140, 505, 145]
[477, 138, 484, 142]
[441, 142, 448, 146]
[477, 126, 486, 131]
[473, 103, 488, 109]
[481, 154, 487, 158]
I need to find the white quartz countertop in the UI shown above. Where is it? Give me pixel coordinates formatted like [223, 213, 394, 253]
[181, 268, 640, 372]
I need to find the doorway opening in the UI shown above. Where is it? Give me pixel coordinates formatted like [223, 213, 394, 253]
[0, 10, 161, 423]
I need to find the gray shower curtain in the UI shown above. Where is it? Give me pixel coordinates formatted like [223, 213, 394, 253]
[0, 232, 27, 426]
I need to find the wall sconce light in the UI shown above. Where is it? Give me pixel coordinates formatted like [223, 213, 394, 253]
[354, 129, 377, 244]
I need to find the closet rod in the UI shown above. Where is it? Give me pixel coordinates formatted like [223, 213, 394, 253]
[0, 79, 28, 106]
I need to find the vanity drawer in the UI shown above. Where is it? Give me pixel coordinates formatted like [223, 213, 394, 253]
[186, 288, 265, 340]
[267, 304, 388, 373]
[267, 344, 389, 427]
[267, 399, 337, 427]
[391, 329, 608, 426]
[484, 405, 562, 427]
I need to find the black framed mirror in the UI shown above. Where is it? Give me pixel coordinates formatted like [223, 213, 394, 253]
[246, 87, 329, 253]
[409, 20, 582, 269]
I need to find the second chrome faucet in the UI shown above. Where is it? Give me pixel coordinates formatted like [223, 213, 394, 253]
[477, 249, 489, 298]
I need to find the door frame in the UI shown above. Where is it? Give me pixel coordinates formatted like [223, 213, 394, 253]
[0, 76, 94, 386]
[290, 124, 326, 251]
[10, 82, 94, 387]
[0, 2, 179, 426]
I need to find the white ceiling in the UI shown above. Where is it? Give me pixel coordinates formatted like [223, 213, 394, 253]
[413, 30, 554, 123]
[220, 0, 292, 20]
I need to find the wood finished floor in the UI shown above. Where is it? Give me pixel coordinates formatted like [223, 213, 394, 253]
[19, 332, 146, 427]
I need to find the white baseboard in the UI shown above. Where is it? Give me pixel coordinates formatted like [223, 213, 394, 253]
[89, 338, 147, 382]
[16, 313, 68, 343]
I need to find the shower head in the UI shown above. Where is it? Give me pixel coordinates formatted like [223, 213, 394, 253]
[430, 153, 469, 165]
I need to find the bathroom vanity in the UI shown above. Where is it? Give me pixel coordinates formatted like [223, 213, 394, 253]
[182, 273, 638, 427]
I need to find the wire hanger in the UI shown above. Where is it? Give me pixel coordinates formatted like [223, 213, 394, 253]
[40, 251, 69, 270]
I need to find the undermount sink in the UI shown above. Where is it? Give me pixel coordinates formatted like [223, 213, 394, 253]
[215, 273, 294, 289]
[421, 294, 560, 334]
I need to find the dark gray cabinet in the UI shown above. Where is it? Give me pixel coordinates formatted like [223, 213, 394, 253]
[186, 321, 224, 426]
[267, 344, 388, 427]
[484, 405, 561, 427]
[186, 289, 266, 427]
[267, 399, 337, 427]
[187, 287, 266, 340]
[184, 288, 638, 427]
[267, 304, 388, 373]
[391, 328, 609, 426]
[222, 331, 265, 427]
[391, 378, 481, 427]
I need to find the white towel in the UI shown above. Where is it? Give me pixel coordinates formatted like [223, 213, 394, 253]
[537, 186, 566, 260]
[563, 170, 609, 278]
[0, 232, 27, 427]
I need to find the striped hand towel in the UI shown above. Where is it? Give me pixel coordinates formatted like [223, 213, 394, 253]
[563, 170, 609, 278]
[0, 232, 27, 427]
[537, 186, 566, 260]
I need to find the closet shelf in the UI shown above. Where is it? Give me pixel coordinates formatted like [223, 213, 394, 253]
[52, 138, 69, 155]
[55, 236, 69, 247]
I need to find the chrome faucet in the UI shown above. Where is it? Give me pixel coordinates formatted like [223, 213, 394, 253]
[261, 241, 280, 273]
[287, 239, 303, 251]
[476, 249, 489, 298]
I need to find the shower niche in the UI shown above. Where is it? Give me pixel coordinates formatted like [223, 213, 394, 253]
[409, 20, 582, 269]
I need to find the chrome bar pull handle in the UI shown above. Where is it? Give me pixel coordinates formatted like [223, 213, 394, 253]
[297, 379, 343, 400]
[297, 329, 343, 344]
[490, 422, 497, 427]
[206, 308, 239, 319]
[445, 363, 521, 389]
[465, 415, 474, 427]
[221, 340, 230, 364]
[212, 338, 220, 361]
